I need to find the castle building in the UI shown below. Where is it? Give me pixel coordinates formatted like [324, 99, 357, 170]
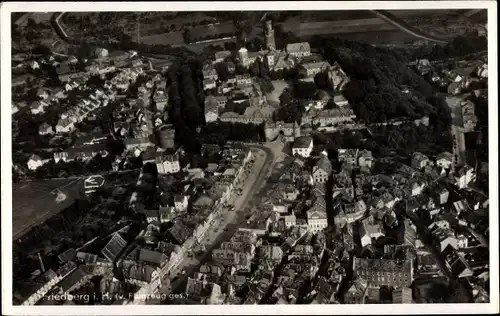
[265, 20, 276, 50]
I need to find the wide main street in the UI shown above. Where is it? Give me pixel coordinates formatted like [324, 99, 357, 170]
[445, 95, 468, 167]
[147, 142, 284, 301]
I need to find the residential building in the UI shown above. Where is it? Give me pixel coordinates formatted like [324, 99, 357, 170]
[204, 95, 222, 123]
[460, 100, 478, 131]
[353, 257, 413, 288]
[153, 89, 169, 112]
[292, 136, 313, 158]
[286, 42, 311, 58]
[334, 200, 366, 225]
[442, 245, 473, 278]
[436, 152, 453, 169]
[453, 165, 476, 189]
[338, 149, 359, 166]
[457, 235, 468, 249]
[411, 152, 429, 170]
[432, 185, 449, 205]
[359, 217, 384, 247]
[174, 195, 189, 211]
[298, 61, 331, 78]
[30, 101, 48, 115]
[307, 205, 328, 234]
[203, 78, 217, 91]
[55, 118, 75, 134]
[260, 245, 283, 263]
[185, 276, 225, 304]
[202, 63, 218, 81]
[27, 154, 46, 170]
[38, 122, 54, 136]
[155, 152, 180, 174]
[431, 227, 458, 252]
[476, 63, 488, 78]
[302, 108, 356, 127]
[312, 152, 332, 184]
[416, 59, 431, 75]
[393, 287, 413, 304]
[95, 47, 109, 58]
[411, 180, 426, 196]
[358, 150, 373, 169]
[214, 50, 232, 63]
[328, 62, 349, 92]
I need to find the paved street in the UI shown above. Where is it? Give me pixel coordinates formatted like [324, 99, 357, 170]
[445, 96, 468, 167]
[148, 143, 283, 301]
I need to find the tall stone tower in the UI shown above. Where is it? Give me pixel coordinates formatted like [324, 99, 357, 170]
[238, 47, 249, 67]
[265, 20, 276, 50]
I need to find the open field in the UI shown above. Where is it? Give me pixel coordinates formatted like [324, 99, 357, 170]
[12, 178, 85, 239]
[304, 29, 422, 46]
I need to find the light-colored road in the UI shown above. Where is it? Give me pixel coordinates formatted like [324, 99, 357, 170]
[371, 10, 449, 44]
[151, 143, 282, 299]
[445, 96, 467, 166]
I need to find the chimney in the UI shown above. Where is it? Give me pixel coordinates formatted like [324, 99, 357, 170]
[38, 252, 46, 273]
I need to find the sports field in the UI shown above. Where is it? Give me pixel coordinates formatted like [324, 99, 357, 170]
[12, 178, 85, 239]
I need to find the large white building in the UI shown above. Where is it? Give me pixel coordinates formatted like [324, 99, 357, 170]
[292, 136, 314, 158]
[155, 152, 180, 174]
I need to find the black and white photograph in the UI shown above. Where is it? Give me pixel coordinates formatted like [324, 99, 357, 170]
[1, 1, 498, 315]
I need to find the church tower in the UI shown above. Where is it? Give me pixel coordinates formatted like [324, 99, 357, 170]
[265, 20, 276, 50]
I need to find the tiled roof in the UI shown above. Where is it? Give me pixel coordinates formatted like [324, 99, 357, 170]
[292, 136, 313, 149]
[354, 257, 412, 272]
[286, 42, 311, 54]
[315, 155, 332, 174]
[139, 248, 167, 267]
[101, 233, 127, 262]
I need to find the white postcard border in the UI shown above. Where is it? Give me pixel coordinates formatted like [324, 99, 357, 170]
[1, 1, 498, 315]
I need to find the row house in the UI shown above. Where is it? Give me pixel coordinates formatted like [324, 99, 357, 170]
[353, 257, 413, 288]
[286, 42, 311, 58]
[302, 108, 356, 127]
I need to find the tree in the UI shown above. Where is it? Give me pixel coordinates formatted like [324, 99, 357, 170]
[215, 62, 230, 82]
[279, 89, 292, 106]
[258, 77, 274, 94]
[294, 81, 318, 100]
[314, 72, 329, 89]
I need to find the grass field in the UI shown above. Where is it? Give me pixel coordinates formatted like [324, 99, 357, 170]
[12, 178, 85, 239]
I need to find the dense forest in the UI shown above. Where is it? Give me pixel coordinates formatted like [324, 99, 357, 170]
[320, 37, 436, 123]
[411, 35, 488, 61]
[313, 123, 452, 161]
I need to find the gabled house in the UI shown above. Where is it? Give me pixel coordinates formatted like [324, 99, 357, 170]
[174, 195, 189, 211]
[358, 150, 373, 169]
[292, 136, 313, 158]
[411, 152, 429, 170]
[338, 149, 359, 166]
[312, 152, 332, 184]
[38, 122, 54, 136]
[436, 152, 453, 169]
[27, 154, 46, 170]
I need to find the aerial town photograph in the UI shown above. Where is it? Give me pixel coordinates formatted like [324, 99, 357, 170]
[6, 5, 493, 309]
